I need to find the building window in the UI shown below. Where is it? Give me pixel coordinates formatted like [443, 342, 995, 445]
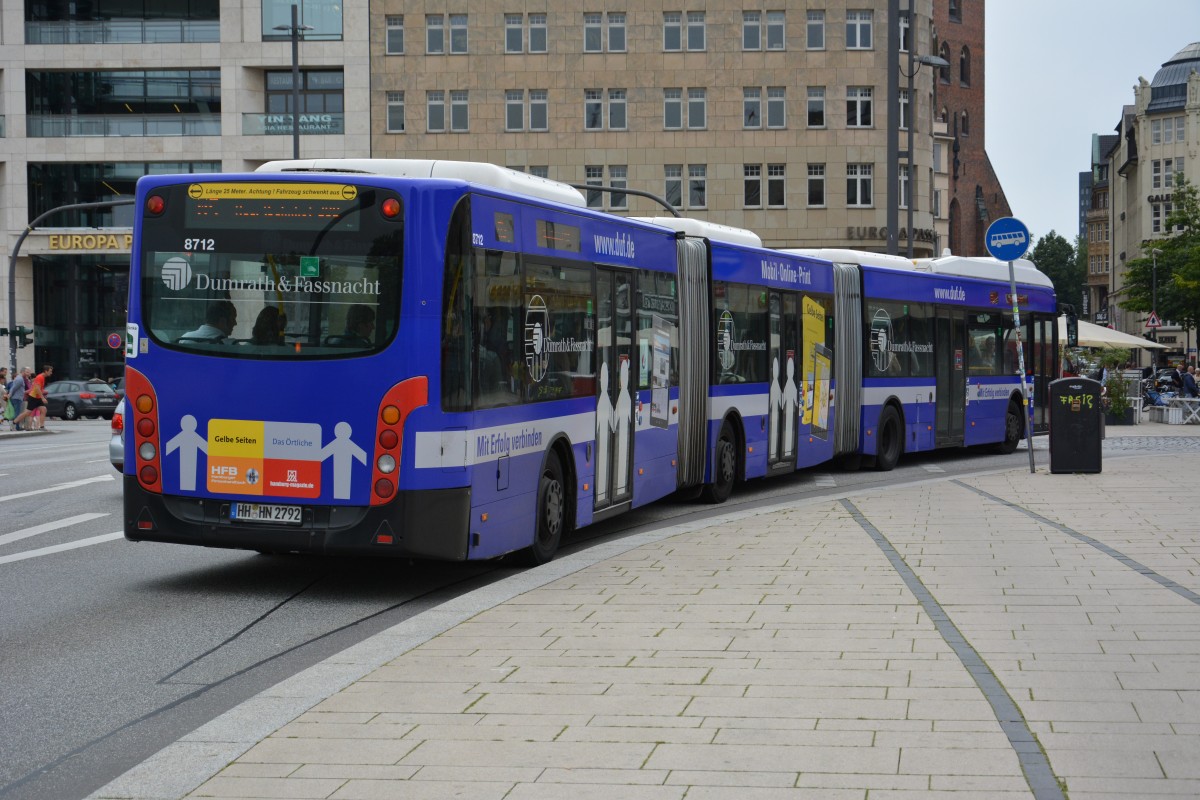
[1152, 203, 1162, 233]
[584, 12, 602, 51]
[807, 10, 824, 49]
[426, 15, 444, 54]
[1153, 159, 1161, 189]
[847, 86, 872, 127]
[899, 164, 909, 209]
[529, 14, 547, 52]
[585, 88, 603, 129]
[1176, 116, 1186, 143]
[530, 89, 548, 130]
[664, 88, 682, 129]
[767, 87, 786, 128]
[808, 163, 825, 206]
[961, 110, 969, 136]
[743, 11, 761, 50]
[265, 69, 343, 116]
[665, 164, 682, 207]
[899, 12, 909, 52]
[949, 0, 961, 21]
[664, 12, 682, 51]
[427, 90, 445, 131]
[767, 164, 786, 207]
[808, 87, 825, 127]
[505, 14, 522, 53]
[847, 163, 872, 207]
[744, 88, 761, 128]
[386, 91, 404, 132]
[449, 14, 468, 53]
[386, 15, 404, 55]
[846, 10, 873, 49]
[530, 166, 549, 178]
[450, 89, 468, 130]
[688, 88, 707, 128]
[939, 42, 951, 83]
[766, 12, 785, 49]
[609, 89, 627, 129]
[744, 164, 762, 206]
[608, 13, 626, 52]
[959, 46, 971, 86]
[610, 165, 628, 209]
[689, 164, 707, 207]
[586, 164, 604, 207]
[687, 12, 706, 50]
[505, 89, 524, 130]
[899, 89, 909, 130]
[262, 1, 342, 42]
[1152, 119, 1161, 145]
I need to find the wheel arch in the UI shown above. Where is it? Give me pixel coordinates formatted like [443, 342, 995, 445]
[541, 434, 577, 535]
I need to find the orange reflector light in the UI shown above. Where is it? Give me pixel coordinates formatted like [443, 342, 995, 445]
[138, 520, 154, 530]
[135, 394, 154, 413]
[375, 533, 395, 545]
[381, 405, 400, 424]
[638, 468, 644, 475]
[583, 483, 589, 491]
[480, 512, 488, 522]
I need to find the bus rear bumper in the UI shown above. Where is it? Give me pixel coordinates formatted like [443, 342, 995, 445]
[123, 476, 472, 561]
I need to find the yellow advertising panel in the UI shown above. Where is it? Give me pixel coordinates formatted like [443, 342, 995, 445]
[208, 419, 266, 458]
[186, 183, 358, 201]
[801, 296, 825, 425]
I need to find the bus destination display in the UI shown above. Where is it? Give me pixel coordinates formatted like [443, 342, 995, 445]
[183, 182, 362, 231]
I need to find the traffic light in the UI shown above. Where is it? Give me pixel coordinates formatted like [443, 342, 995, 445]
[14, 326, 33, 348]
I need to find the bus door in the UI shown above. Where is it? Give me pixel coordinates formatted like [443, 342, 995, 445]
[595, 268, 634, 511]
[768, 291, 800, 471]
[935, 308, 966, 446]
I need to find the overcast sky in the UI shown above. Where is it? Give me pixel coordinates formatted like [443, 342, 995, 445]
[985, 1, 1200, 247]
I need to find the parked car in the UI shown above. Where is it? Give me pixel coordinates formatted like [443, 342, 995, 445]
[43, 379, 119, 420]
[109, 398, 124, 471]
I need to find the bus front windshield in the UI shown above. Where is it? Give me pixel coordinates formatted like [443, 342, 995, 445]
[138, 181, 402, 358]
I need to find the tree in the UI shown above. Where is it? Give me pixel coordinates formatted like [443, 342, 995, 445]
[1030, 230, 1083, 310]
[1119, 174, 1200, 337]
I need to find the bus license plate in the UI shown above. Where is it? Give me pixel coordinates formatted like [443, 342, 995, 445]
[231, 503, 303, 525]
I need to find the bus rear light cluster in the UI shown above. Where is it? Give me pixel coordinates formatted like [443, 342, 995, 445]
[370, 377, 428, 506]
[126, 367, 162, 494]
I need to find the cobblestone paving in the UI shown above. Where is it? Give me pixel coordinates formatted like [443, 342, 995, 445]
[1103, 436, 1200, 451]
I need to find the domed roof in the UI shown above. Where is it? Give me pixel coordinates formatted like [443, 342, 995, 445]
[1148, 42, 1200, 113]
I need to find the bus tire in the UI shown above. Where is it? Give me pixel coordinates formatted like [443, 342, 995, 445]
[994, 400, 1023, 454]
[701, 421, 737, 504]
[874, 406, 903, 472]
[521, 452, 566, 566]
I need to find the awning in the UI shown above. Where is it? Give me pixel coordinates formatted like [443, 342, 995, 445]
[1057, 315, 1168, 350]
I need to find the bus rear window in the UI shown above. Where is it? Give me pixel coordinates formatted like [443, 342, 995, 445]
[138, 181, 402, 358]
[142, 248, 400, 357]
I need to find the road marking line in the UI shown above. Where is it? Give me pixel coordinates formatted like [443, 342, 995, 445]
[0, 531, 123, 566]
[922, 463, 946, 473]
[812, 474, 837, 487]
[0, 513, 109, 548]
[0, 473, 114, 503]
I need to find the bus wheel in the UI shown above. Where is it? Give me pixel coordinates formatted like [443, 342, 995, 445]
[994, 401, 1023, 454]
[702, 421, 737, 504]
[874, 406, 902, 472]
[522, 453, 565, 566]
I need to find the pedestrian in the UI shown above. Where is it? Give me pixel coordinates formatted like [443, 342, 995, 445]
[24, 373, 46, 430]
[1184, 365, 1200, 398]
[0, 367, 10, 430]
[9, 367, 30, 431]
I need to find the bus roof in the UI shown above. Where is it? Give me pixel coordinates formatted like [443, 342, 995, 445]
[255, 158, 587, 208]
[915, 255, 1054, 289]
[632, 216, 763, 247]
[779, 248, 916, 270]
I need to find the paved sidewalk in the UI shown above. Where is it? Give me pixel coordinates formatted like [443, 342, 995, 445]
[94, 421, 1200, 800]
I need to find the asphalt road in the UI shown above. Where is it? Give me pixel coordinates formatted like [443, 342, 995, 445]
[0, 420, 1042, 800]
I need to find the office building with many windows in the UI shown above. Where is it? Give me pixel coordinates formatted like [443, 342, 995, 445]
[1, 1, 1002, 379]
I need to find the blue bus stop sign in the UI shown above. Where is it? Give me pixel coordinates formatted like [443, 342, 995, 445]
[985, 217, 1030, 262]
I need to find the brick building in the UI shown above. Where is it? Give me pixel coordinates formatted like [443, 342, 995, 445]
[932, 0, 1012, 256]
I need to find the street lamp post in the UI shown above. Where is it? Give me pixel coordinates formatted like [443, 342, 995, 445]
[887, 1, 949, 256]
[1151, 248, 1163, 358]
[274, 5, 313, 160]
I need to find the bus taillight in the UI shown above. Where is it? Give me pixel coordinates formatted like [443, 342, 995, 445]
[370, 377, 428, 506]
[145, 194, 165, 215]
[126, 366, 162, 494]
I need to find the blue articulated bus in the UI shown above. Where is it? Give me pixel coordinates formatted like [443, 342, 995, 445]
[122, 160, 1056, 564]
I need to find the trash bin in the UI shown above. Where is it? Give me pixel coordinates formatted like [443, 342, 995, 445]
[1048, 377, 1102, 474]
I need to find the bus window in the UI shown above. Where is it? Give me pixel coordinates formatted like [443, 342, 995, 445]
[636, 271, 679, 390]
[473, 250, 522, 409]
[523, 260, 594, 402]
[967, 312, 1001, 375]
[714, 281, 768, 384]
